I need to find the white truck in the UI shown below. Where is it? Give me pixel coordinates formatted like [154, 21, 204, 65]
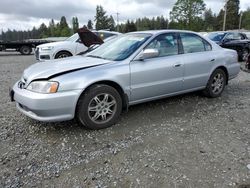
[35, 29, 119, 61]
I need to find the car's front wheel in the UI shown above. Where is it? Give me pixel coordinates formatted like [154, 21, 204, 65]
[55, 51, 72, 59]
[203, 69, 226, 98]
[76, 84, 122, 129]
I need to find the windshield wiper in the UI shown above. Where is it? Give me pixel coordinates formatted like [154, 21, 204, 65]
[86, 55, 103, 59]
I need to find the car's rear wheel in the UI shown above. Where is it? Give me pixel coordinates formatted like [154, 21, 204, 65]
[203, 69, 226, 98]
[76, 84, 122, 129]
[55, 51, 72, 59]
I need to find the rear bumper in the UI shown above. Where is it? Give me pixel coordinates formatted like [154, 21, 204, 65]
[227, 63, 241, 80]
[12, 82, 82, 122]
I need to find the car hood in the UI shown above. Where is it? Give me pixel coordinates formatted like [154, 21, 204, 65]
[37, 41, 73, 48]
[22, 56, 111, 82]
[77, 27, 104, 47]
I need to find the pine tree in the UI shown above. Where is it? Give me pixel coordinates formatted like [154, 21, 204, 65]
[215, 9, 225, 31]
[87, 20, 93, 30]
[48, 19, 55, 36]
[225, 0, 240, 30]
[72, 17, 79, 33]
[170, 0, 206, 30]
[242, 8, 250, 30]
[95, 5, 109, 30]
[108, 16, 115, 31]
[203, 8, 215, 31]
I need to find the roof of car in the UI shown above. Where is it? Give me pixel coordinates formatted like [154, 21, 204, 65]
[209, 31, 244, 34]
[128, 29, 200, 35]
[93, 30, 121, 35]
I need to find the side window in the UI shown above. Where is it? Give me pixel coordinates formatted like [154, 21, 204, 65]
[233, 33, 242, 40]
[96, 32, 115, 40]
[240, 34, 246, 40]
[180, 33, 211, 54]
[145, 33, 178, 57]
[103, 33, 115, 39]
[226, 33, 234, 40]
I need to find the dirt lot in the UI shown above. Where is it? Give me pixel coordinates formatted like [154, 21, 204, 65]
[0, 52, 250, 188]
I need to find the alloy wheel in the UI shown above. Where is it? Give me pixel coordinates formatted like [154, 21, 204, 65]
[87, 93, 117, 124]
[211, 73, 224, 95]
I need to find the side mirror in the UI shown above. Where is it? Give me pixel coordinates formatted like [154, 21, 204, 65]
[137, 49, 159, 60]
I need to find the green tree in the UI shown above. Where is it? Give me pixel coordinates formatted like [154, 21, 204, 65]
[107, 16, 115, 31]
[72, 17, 79, 33]
[203, 8, 215, 31]
[124, 20, 137, 33]
[48, 19, 55, 36]
[95, 5, 109, 30]
[242, 8, 250, 30]
[58, 16, 71, 37]
[225, 0, 240, 30]
[39, 23, 48, 38]
[59, 16, 69, 28]
[170, 0, 206, 30]
[214, 9, 225, 31]
[87, 20, 93, 30]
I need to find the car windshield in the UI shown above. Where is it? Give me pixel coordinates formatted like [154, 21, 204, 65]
[207, 33, 226, 42]
[65, 33, 79, 42]
[86, 33, 152, 61]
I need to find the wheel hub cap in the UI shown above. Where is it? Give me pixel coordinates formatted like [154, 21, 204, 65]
[211, 73, 224, 94]
[88, 93, 117, 124]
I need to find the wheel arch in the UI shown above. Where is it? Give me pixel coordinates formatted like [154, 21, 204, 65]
[212, 66, 229, 85]
[54, 50, 73, 59]
[76, 80, 129, 113]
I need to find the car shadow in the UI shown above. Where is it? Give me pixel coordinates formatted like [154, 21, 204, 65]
[31, 91, 207, 132]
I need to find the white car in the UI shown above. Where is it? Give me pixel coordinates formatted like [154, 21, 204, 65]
[35, 29, 119, 61]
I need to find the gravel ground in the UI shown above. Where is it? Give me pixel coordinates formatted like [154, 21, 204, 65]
[0, 52, 250, 188]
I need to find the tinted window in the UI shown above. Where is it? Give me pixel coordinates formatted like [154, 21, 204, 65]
[225, 33, 242, 40]
[95, 32, 116, 40]
[207, 33, 226, 41]
[180, 33, 211, 54]
[240, 33, 246, 40]
[145, 33, 178, 57]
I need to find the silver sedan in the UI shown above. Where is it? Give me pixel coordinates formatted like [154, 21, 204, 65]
[10, 30, 240, 129]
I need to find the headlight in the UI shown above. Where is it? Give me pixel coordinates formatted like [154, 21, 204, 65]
[27, 81, 59, 93]
[40, 46, 54, 51]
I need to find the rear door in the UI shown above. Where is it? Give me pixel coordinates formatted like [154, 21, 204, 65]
[179, 33, 215, 90]
[130, 33, 184, 102]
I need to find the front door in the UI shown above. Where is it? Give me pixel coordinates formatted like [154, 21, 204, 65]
[130, 33, 184, 102]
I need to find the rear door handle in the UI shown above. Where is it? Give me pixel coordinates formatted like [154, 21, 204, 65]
[210, 59, 215, 62]
[173, 64, 182, 67]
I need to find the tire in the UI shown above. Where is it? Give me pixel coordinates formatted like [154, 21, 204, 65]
[55, 51, 72, 59]
[203, 69, 226, 98]
[20, 46, 32, 55]
[76, 84, 122, 130]
[240, 48, 249, 61]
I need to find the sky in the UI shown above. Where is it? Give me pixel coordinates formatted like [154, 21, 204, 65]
[0, 0, 249, 31]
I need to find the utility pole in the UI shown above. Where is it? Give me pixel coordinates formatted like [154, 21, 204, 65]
[223, 0, 229, 31]
[239, 11, 243, 30]
[116, 12, 120, 32]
